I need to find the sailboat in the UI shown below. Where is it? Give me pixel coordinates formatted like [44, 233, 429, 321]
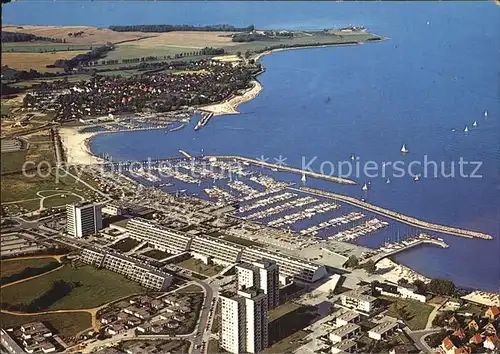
[472, 121, 478, 127]
[414, 175, 420, 182]
[351, 154, 356, 161]
[464, 126, 469, 133]
[401, 144, 409, 154]
[362, 183, 369, 191]
[301, 173, 307, 183]
[484, 110, 488, 117]
[386, 178, 391, 184]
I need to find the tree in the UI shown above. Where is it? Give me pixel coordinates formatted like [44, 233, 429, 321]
[244, 50, 251, 59]
[343, 255, 359, 269]
[362, 260, 377, 274]
[428, 278, 456, 296]
[398, 278, 409, 286]
[413, 279, 427, 295]
[236, 51, 242, 58]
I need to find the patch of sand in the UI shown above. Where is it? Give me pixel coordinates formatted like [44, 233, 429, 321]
[1, 51, 88, 72]
[462, 291, 500, 307]
[58, 127, 103, 165]
[376, 258, 430, 284]
[200, 80, 262, 116]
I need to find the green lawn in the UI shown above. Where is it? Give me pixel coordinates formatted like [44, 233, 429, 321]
[385, 297, 434, 330]
[176, 257, 224, 277]
[176, 284, 203, 294]
[1, 103, 12, 116]
[0, 257, 58, 277]
[0, 312, 92, 339]
[269, 302, 301, 322]
[143, 249, 171, 260]
[111, 237, 140, 253]
[42, 193, 82, 209]
[0, 150, 28, 174]
[222, 235, 262, 247]
[1, 265, 144, 310]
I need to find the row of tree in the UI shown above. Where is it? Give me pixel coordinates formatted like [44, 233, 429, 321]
[109, 24, 254, 33]
[52, 44, 115, 70]
[1, 31, 63, 43]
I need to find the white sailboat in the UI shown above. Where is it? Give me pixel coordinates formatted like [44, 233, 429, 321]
[301, 173, 307, 183]
[351, 154, 356, 161]
[362, 183, 369, 191]
[472, 120, 478, 127]
[386, 178, 391, 184]
[464, 126, 469, 133]
[484, 110, 488, 117]
[414, 175, 420, 182]
[401, 144, 409, 154]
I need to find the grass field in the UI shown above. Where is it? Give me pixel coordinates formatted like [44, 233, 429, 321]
[143, 249, 171, 260]
[1, 103, 12, 116]
[385, 297, 434, 330]
[0, 150, 28, 174]
[176, 284, 203, 294]
[111, 237, 140, 252]
[2, 51, 89, 72]
[176, 257, 224, 277]
[0, 312, 92, 338]
[42, 193, 83, 209]
[1, 265, 144, 310]
[0, 257, 58, 277]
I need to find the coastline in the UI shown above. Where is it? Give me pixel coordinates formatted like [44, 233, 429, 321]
[58, 127, 105, 165]
[376, 258, 430, 284]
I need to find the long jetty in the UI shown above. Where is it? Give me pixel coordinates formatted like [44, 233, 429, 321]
[370, 237, 449, 264]
[293, 186, 493, 240]
[204, 155, 356, 185]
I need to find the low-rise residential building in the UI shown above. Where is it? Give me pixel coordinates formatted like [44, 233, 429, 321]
[329, 324, 360, 343]
[485, 306, 500, 321]
[368, 321, 400, 341]
[335, 311, 360, 327]
[1, 329, 24, 354]
[374, 282, 427, 303]
[340, 290, 377, 313]
[484, 335, 500, 351]
[330, 339, 358, 354]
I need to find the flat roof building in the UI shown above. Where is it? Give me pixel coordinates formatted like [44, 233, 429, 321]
[237, 259, 280, 310]
[126, 218, 192, 254]
[340, 290, 377, 313]
[336, 311, 360, 327]
[329, 323, 360, 343]
[241, 246, 328, 283]
[191, 234, 243, 265]
[66, 202, 102, 237]
[331, 339, 358, 354]
[368, 321, 400, 341]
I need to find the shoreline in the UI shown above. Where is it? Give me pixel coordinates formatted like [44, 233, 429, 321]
[376, 258, 430, 284]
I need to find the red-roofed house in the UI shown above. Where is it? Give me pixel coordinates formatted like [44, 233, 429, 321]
[485, 307, 500, 321]
[453, 328, 466, 340]
[441, 337, 458, 354]
[469, 333, 483, 345]
[467, 319, 479, 332]
[484, 335, 500, 351]
[454, 347, 471, 354]
[483, 322, 497, 336]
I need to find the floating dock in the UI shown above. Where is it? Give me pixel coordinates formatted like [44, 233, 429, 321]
[294, 186, 493, 240]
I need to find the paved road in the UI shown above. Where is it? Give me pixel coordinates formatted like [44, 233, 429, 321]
[406, 328, 441, 353]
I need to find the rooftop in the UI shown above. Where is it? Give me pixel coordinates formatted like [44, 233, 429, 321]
[369, 321, 399, 335]
[330, 323, 360, 337]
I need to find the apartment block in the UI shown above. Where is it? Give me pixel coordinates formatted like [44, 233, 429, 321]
[126, 218, 192, 254]
[241, 246, 328, 283]
[191, 234, 243, 265]
[66, 202, 102, 237]
[237, 259, 280, 309]
[220, 288, 268, 354]
[340, 290, 377, 313]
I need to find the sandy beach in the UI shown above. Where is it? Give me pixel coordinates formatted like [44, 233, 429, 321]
[376, 258, 431, 284]
[200, 79, 263, 116]
[462, 291, 500, 307]
[58, 126, 104, 165]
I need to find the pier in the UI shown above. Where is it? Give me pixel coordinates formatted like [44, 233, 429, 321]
[203, 155, 357, 185]
[294, 186, 493, 240]
[178, 150, 192, 159]
[370, 236, 449, 264]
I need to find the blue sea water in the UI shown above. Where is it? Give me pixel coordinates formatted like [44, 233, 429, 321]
[4, 2, 499, 291]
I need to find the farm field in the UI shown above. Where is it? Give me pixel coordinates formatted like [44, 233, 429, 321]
[1, 51, 88, 72]
[1, 265, 144, 310]
[2, 42, 102, 52]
